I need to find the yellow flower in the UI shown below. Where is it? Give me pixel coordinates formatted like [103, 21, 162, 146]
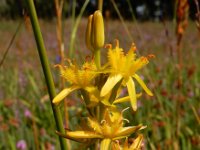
[53, 60, 98, 104]
[100, 40, 154, 111]
[56, 108, 146, 149]
[112, 134, 144, 150]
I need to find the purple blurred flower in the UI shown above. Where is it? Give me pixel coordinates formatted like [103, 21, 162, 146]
[16, 140, 27, 150]
[24, 109, 32, 119]
[139, 75, 145, 80]
[188, 91, 194, 98]
[137, 100, 143, 108]
[120, 88, 127, 97]
[55, 55, 61, 63]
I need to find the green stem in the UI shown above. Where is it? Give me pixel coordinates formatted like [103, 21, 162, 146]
[98, 0, 104, 11]
[26, 0, 67, 149]
[94, 49, 101, 69]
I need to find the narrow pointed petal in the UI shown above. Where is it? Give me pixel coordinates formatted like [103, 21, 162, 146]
[66, 131, 103, 139]
[53, 86, 79, 104]
[126, 77, 137, 111]
[56, 131, 86, 143]
[113, 96, 130, 104]
[100, 74, 122, 97]
[100, 138, 112, 150]
[115, 125, 146, 138]
[133, 74, 153, 96]
[113, 93, 142, 104]
[129, 134, 144, 149]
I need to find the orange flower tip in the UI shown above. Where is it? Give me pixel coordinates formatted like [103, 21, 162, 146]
[105, 44, 112, 49]
[147, 54, 155, 59]
[141, 57, 148, 62]
[130, 43, 137, 51]
[114, 39, 119, 47]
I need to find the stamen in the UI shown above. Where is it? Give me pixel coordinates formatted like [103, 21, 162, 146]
[101, 120, 106, 124]
[122, 118, 130, 123]
[122, 107, 130, 114]
[130, 43, 137, 51]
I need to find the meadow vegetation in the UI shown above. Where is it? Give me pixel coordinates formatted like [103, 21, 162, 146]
[0, 8, 200, 150]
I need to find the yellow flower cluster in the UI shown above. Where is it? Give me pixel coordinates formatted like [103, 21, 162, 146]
[53, 10, 154, 150]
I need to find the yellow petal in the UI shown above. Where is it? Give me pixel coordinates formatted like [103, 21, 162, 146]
[133, 74, 153, 96]
[53, 86, 79, 104]
[129, 134, 144, 149]
[114, 125, 146, 139]
[101, 74, 123, 97]
[100, 138, 111, 150]
[66, 131, 103, 139]
[113, 93, 142, 104]
[126, 77, 137, 111]
[113, 96, 130, 104]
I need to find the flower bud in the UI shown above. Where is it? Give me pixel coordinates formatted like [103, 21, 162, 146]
[92, 10, 104, 50]
[85, 14, 94, 51]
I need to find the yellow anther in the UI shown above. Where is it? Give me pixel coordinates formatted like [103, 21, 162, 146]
[148, 54, 155, 59]
[105, 44, 112, 49]
[130, 43, 137, 51]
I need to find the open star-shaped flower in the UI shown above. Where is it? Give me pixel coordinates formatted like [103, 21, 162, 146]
[53, 60, 98, 104]
[56, 108, 146, 149]
[100, 40, 154, 111]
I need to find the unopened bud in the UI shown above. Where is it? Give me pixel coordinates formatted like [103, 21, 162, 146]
[85, 15, 94, 51]
[92, 10, 104, 50]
